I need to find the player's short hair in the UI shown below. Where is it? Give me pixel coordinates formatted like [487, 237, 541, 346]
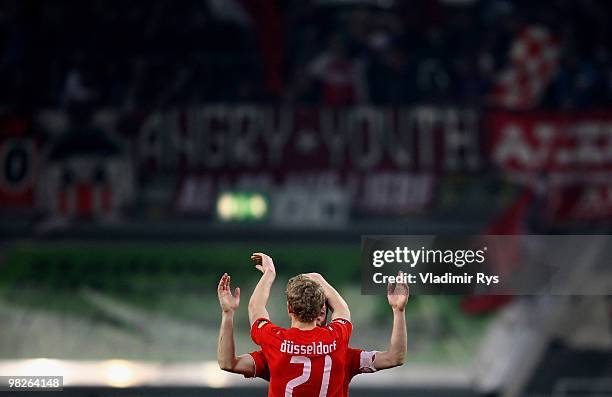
[286, 275, 325, 323]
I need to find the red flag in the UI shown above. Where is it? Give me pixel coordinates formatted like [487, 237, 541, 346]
[461, 188, 533, 314]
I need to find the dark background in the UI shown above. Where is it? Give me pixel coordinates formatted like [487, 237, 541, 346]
[0, 1, 611, 396]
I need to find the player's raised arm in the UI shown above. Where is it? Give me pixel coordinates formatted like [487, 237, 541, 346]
[372, 271, 409, 370]
[305, 273, 350, 321]
[217, 273, 258, 377]
[248, 253, 276, 326]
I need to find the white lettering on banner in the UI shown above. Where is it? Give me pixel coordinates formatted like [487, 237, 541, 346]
[168, 109, 192, 167]
[319, 108, 345, 168]
[138, 106, 481, 171]
[360, 173, 433, 213]
[417, 107, 436, 168]
[346, 107, 384, 170]
[572, 122, 607, 165]
[132, 106, 478, 218]
[386, 108, 413, 168]
[228, 106, 260, 167]
[532, 124, 555, 165]
[386, 106, 437, 169]
[492, 117, 612, 171]
[271, 187, 349, 227]
[493, 123, 554, 168]
[445, 109, 480, 170]
[261, 107, 292, 166]
[176, 176, 214, 213]
[201, 106, 227, 168]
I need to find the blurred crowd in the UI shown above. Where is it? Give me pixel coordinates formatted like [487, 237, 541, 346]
[0, 0, 611, 111]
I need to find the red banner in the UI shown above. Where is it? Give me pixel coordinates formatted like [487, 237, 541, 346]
[488, 110, 612, 174]
[131, 106, 482, 219]
[0, 115, 37, 209]
[488, 110, 612, 222]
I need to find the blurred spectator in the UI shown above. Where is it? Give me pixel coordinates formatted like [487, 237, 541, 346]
[302, 33, 367, 107]
[0, 0, 611, 110]
[62, 62, 96, 107]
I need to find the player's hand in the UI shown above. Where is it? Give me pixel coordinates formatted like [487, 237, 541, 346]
[218, 273, 240, 313]
[304, 272, 325, 284]
[251, 253, 276, 275]
[387, 271, 409, 311]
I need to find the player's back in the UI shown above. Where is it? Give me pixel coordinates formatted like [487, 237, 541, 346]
[251, 317, 352, 397]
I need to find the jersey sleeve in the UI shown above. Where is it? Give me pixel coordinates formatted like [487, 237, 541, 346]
[250, 317, 282, 346]
[358, 350, 378, 373]
[347, 348, 364, 378]
[327, 317, 353, 344]
[347, 348, 378, 377]
[247, 350, 270, 380]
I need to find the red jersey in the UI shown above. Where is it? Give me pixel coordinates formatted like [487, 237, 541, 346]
[251, 317, 352, 397]
[248, 347, 378, 397]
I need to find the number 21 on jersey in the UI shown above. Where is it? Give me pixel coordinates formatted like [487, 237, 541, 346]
[285, 355, 332, 397]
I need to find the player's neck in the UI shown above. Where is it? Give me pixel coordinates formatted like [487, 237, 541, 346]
[291, 318, 317, 330]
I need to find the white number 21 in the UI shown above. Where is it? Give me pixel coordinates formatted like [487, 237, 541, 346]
[285, 355, 332, 397]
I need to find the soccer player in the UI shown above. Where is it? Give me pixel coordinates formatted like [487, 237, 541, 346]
[247, 252, 352, 397]
[217, 254, 408, 396]
[217, 271, 409, 396]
